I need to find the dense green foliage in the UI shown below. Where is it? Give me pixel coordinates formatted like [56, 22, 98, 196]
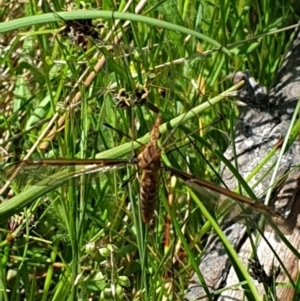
[0, 0, 299, 300]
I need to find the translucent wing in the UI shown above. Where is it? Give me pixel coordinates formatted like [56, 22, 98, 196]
[1, 159, 131, 192]
[0, 158, 134, 221]
[164, 166, 293, 234]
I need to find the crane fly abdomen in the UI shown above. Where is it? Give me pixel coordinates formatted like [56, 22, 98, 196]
[137, 115, 162, 223]
[140, 169, 160, 223]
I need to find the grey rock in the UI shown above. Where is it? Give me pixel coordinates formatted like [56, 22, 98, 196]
[184, 24, 300, 301]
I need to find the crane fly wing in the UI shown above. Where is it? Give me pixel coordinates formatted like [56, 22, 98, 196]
[1, 159, 130, 189]
[164, 166, 292, 234]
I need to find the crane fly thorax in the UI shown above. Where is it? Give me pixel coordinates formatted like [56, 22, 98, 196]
[137, 144, 161, 171]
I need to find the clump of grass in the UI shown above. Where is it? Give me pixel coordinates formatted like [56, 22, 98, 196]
[0, 0, 298, 300]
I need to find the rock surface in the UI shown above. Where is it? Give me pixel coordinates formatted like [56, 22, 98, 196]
[184, 24, 300, 301]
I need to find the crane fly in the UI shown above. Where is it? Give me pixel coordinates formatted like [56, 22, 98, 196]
[0, 115, 293, 233]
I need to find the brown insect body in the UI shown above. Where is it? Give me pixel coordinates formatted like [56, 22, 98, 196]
[137, 115, 162, 223]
